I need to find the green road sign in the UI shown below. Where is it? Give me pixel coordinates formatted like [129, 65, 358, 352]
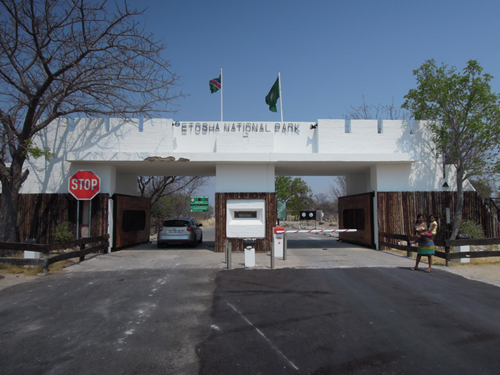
[277, 201, 286, 219]
[191, 196, 209, 212]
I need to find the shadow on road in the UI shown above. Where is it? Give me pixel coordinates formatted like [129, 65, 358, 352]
[120, 240, 217, 252]
[197, 267, 500, 375]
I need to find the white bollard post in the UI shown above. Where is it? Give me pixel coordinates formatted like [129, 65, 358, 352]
[274, 233, 284, 257]
[273, 227, 285, 258]
[455, 244, 470, 263]
[244, 246, 255, 267]
[24, 251, 40, 260]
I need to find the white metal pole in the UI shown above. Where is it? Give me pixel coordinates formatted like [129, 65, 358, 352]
[220, 68, 223, 123]
[278, 71, 283, 123]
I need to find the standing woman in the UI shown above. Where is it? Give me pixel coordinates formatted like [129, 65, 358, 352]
[412, 213, 436, 273]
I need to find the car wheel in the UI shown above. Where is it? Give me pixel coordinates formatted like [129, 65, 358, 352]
[198, 233, 203, 244]
[157, 242, 163, 249]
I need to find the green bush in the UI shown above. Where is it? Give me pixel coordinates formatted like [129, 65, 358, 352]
[460, 220, 485, 239]
[54, 222, 76, 243]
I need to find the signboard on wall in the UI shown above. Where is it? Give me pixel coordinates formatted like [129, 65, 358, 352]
[191, 196, 209, 212]
[300, 210, 316, 220]
[277, 201, 286, 219]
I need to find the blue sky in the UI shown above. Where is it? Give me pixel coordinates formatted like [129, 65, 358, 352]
[129, 0, 500, 199]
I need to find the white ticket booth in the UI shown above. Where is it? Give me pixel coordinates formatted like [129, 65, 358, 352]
[226, 199, 266, 266]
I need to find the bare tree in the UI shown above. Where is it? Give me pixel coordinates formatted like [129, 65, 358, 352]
[139, 176, 208, 229]
[137, 176, 206, 208]
[330, 176, 347, 201]
[0, 0, 180, 241]
[312, 193, 335, 220]
[343, 96, 411, 120]
[328, 176, 347, 221]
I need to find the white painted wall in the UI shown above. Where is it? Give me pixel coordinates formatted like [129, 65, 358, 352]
[317, 119, 410, 154]
[173, 122, 217, 153]
[216, 164, 275, 193]
[273, 122, 317, 153]
[115, 174, 139, 196]
[337, 119, 473, 193]
[172, 121, 317, 154]
[3, 117, 473, 197]
[346, 174, 370, 195]
[216, 132, 274, 153]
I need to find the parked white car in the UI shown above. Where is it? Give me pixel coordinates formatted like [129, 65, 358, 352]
[157, 217, 203, 248]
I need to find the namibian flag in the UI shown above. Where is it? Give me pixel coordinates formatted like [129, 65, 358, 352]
[209, 75, 221, 93]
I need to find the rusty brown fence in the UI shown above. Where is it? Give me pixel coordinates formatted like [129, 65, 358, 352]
[378, 191, 500, 241]
[0, 235, 109, 274]
[379, 232, 500, 266]
[0, 193, 109, 243]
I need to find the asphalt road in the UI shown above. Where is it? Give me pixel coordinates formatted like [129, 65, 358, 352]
[1, 229, 500, 374]
[197, 268, 500, 375]
[0, 268, 217, 375]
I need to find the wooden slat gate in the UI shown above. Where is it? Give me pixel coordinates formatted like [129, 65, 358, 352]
[0, 193, 109, 244]
[339, 192, 375, 248]
[377, 191, 500, 241]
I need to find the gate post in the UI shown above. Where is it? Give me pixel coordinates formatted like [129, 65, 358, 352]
[445, 242, 450, 267]
[406, 235, 412, 258]
[42, 252, 50, 274]
[227, 241, 232, 270]
[271, 240, 275, 269]
[283, 233, 287, 260]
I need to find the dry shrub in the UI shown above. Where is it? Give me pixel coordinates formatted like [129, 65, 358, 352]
[200, 218, 216, 227]
[0, 258, 71, 276]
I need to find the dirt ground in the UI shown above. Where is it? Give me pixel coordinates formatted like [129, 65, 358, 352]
[0, 273, 38, 291]
[2, 225, 500, 291]
[2, 253, 500, 292]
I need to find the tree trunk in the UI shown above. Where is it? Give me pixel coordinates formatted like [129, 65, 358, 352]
[450, 168, 465, 240]
[0, 178, 20, 242]
[0, 158, 28, 242]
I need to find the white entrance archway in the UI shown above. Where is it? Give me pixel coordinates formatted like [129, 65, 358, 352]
[14, 118, 473, 250]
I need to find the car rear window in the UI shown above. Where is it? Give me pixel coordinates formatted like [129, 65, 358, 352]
[163, 220, 189, 227]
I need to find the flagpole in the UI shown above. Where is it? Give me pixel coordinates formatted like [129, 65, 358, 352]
[278, 71, 283, 122]
[220, 68, 223, 123]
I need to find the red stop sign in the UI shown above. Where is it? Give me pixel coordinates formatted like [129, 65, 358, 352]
[69, 171, 101, 200]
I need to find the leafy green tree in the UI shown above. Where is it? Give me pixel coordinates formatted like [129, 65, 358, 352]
[275, 176, 313, 218]
[402, 59, 500, 239]
[468, 178, 494, 199]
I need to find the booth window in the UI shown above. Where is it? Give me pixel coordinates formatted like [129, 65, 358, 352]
[123, 210, 146, 232]
[163, 220, 189, 227]
[234, 211, 257, 219]
[343, 209, 365, 230]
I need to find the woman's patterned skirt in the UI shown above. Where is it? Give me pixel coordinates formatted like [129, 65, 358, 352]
[417, 240, 435, 255]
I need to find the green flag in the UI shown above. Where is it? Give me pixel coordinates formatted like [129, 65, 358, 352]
[265, 77, 280, 112]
